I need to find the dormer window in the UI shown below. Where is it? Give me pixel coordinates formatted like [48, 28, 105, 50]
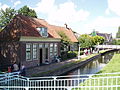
[37, 27, 48, 37]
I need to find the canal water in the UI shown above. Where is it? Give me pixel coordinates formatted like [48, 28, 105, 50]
[66, 51, 115, 76]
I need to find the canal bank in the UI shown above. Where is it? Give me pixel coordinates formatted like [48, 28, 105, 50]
[78, 52, 120, 90]
[26, 49, 118, 77]
[65, 49, 116, 75]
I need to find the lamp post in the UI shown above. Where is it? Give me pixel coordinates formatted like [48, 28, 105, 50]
[78, 44, 81, 60]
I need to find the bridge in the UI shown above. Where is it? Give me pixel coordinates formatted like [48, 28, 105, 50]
[0, 72, 120, 90]
[95, 45, 120, 49]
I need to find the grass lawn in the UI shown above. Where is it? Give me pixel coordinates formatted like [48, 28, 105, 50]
[97, 53, 120, 74]
[75, 53, 120, 90]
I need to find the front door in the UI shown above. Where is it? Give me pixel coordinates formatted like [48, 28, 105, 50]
[39, 48, 43, 64]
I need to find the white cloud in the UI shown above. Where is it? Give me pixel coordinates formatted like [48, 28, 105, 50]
[107, 0, 120, 16]
[34, 0, 56, 14]
[13, 1, 21, 7]
[48, 2, 90, 25]
[87, 16, 120, 28]
[0, 3, 9, 10]
[105, 8, 110, 15]
[34, 0, 90, 25]
[86, 16, 120, 37]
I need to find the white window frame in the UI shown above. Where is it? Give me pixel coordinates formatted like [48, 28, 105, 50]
[39, 44, 43, 48]
[50, 43, 53, 57]
[54, 43, 58, 55]
[37, 27, 48, 37]
[26, 43, 32, 61]
[33, 44, 38, 60]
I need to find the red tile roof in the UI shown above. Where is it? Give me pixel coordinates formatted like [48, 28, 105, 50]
[0, 15, 78, 42]
[33, 17, 78, 42]
[48, 25, 78, 42]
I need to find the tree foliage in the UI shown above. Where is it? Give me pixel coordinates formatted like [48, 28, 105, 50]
[92, 35, 105, 45]
[0, 8, 16, 31]
[78, 34, 93, 48]
[58, 31, 72, 51]
[112, 39, 120, 45]
[116, 26, 120, 38]
[18, 5, 37, 18]
[0, 6, 38, 32]
[78, 34, 105, 48]
[116, 40, 120, 45]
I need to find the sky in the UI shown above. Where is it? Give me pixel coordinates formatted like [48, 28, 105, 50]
[0, 0, 120, 37]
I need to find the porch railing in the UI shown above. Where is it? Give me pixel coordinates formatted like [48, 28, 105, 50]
[0, 72, 120, 90]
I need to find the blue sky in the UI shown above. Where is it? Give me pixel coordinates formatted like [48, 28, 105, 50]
[0, 0, 120, 37]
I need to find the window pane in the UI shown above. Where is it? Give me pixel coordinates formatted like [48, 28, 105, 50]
[39, 44, 43, 48]
[50, 43, 53, 56]
[54, 43, 57, 52]
[54, 43, 57, 55]
[45, 43, 49, 48]
[33, 44, 37, 59]
[26, 44, 31, 60]
[40, 27, 48, 37]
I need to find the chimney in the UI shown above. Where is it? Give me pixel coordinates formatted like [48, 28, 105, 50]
[64, 23, 69, 29]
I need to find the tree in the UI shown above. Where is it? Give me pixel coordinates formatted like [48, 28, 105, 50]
[0, 8, 16, 31]
[78, 34, 93, 48]
[18, 5, 37, 18]
[111, 39, 117, 45]
[116, 26, 120, 38]
[78, 34, 105, 49]
[112, 39, 120, 45]
[58, 31, 72, 51]
[92, 35, 105, 45]
[0, 6, 38, 32]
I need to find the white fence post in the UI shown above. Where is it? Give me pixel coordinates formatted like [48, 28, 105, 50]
[1, 72, 120, 89]
[25, 78, 29, 90]
[53, 77, 57, 90]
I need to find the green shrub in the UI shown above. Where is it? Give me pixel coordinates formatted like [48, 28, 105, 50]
[61, 50, 85, 61]
[80, 51, 84, 55]
[61, 51, 68, 60]
[67, 51, 77, 59]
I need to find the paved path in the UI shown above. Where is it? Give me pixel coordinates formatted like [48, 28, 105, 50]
[26, 55, 87, 77]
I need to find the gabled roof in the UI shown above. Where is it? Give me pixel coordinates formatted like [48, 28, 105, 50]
[0, 15, 78, 42]
[48, 25, 78, 42]
[33, 18, 78, 42]
[96, 31, 112, 42]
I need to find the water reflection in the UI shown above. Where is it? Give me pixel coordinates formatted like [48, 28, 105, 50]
[66, 52, 114, 75]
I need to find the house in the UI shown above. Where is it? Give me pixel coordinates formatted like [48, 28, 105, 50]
[91, 31, 113, 45]
[0, 15, 78, 69]
[73, 31, 81, 39]
[48, 23, 78, 51]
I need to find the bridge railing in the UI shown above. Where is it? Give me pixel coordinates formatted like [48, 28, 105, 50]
[0, 72, 120, 90]
[95, 45, 120, 49]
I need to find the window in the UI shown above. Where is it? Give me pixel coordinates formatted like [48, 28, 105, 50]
[45, 43, 49, 48]
[50, 43, 53, 56]
[33, 44, 37, 59]
[39, 44, 43, 48]
[37, 27, 48, 37]
[54, 43, 58, 55]
[26, 44, 31, 60]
